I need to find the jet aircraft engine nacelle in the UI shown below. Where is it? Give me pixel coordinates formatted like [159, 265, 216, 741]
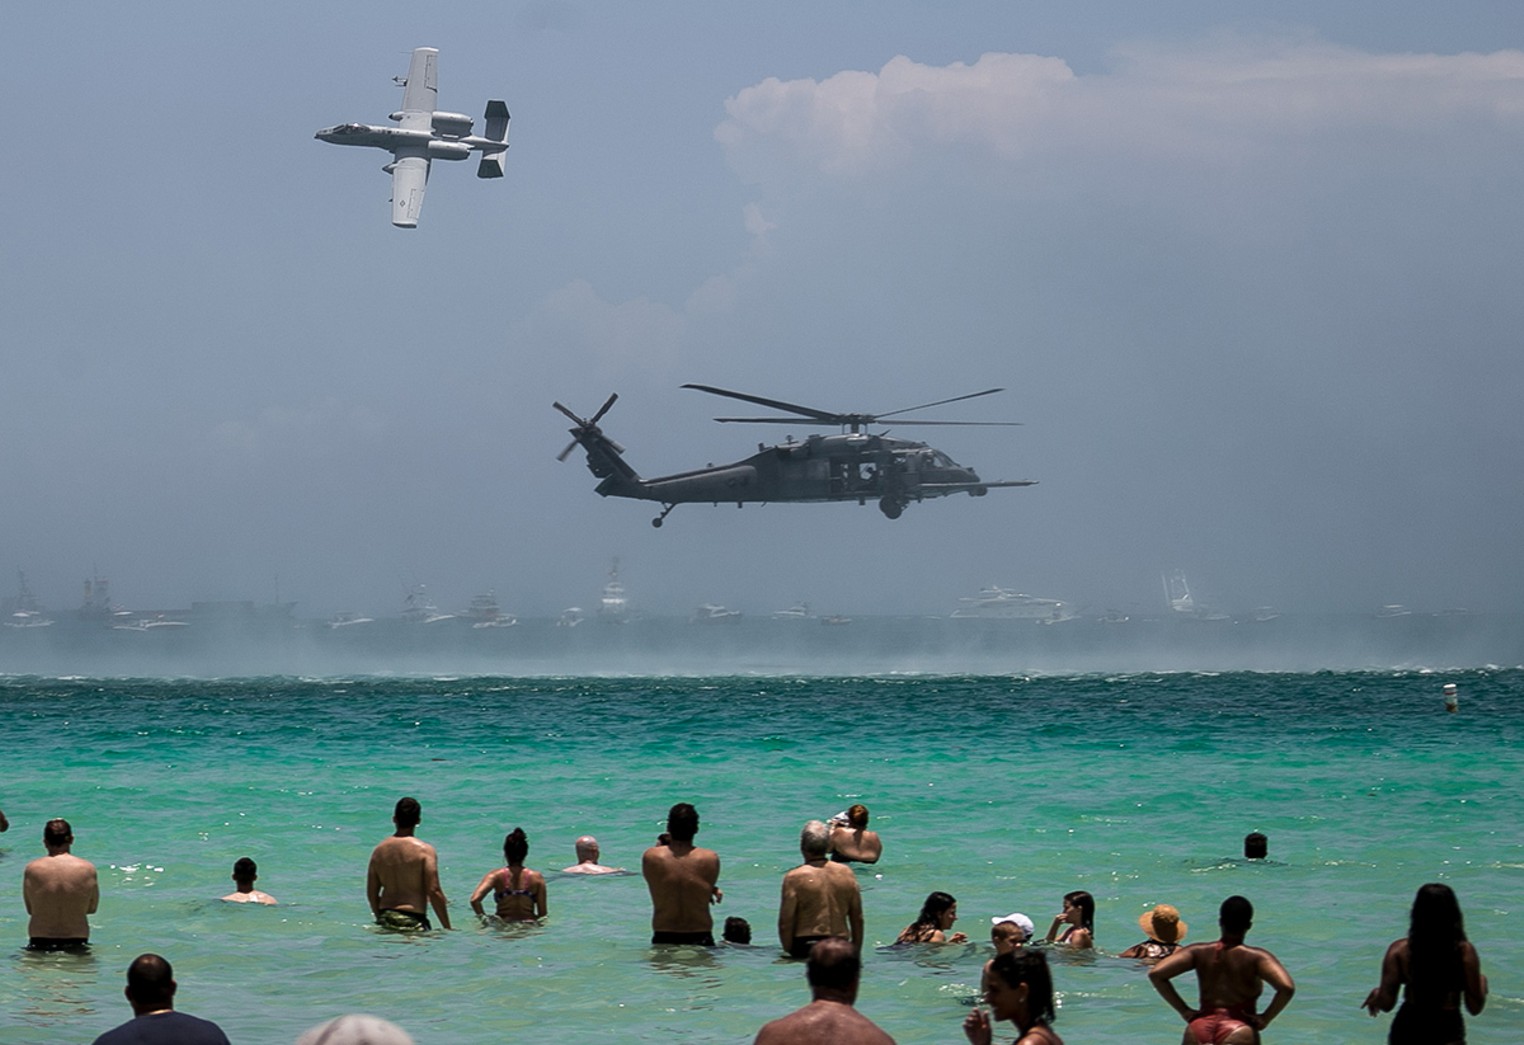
[426, 139, 473, 160]
[432, 111, 475, 137]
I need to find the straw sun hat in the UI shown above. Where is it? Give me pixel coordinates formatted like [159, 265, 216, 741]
[1139, 904, 1187, 944]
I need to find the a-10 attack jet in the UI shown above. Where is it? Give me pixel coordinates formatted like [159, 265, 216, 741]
[315, 47, 509, 228]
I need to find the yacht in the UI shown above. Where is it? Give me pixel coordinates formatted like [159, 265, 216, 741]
[691, 603, 742, 623]
[326, 612, 375, 629]
[598, 560, 629, 622]
[556, 606, 585, 628]
[4, 571, 54, 628]
[950, 586, 1074, 622]
[772, 602, 813, 620]
[464, 591, 516, 628]
[1162, 572, 1229, 621]
[401, 586, 455, 624]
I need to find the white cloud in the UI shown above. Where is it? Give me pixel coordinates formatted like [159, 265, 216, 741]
[717, 37, 1524, 192]
[536, 278, 686, 378]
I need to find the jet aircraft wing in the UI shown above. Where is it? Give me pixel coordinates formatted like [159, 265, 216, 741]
[390, 152, 430, 228]
[398, 47, 439, 130]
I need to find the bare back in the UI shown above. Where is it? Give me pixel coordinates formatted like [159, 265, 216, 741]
[780, 862, 862, 944]
[367, 835, 439, 916]
[829, 826, 882, 864]
[754, 1000, 896, 1045]
[643, 841, 720, 933]
[23, 853, 99, 938]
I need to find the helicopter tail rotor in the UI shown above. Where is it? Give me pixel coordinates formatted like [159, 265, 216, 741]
[554, 394, 626, 461]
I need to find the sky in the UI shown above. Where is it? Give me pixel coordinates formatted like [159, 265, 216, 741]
[3, 1, 1522, 620]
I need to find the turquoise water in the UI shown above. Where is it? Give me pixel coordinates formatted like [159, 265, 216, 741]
[2, 670, 1519, 1043]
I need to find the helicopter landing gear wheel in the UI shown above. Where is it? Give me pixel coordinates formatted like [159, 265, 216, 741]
[652, 503, 677, 528]
[878, 496, 904, 520]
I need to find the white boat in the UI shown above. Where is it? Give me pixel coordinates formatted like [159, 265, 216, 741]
[691, 603, 742, 623]
[820, 614, 852, 626]
[326, 612, 375, 629]
[772, 602, 813, 620]
[1376, 604, 1413, 618]
[401, 585, 455, 624]
[950, 586, 1074, 622]
[598, 560, 629, 622]
[464, 591, 516, 628]
[557, 606, 585, 628]
[1162, 572, 1229, 621]
[112, 613, 190, 632]
[4, 571, 55, 628]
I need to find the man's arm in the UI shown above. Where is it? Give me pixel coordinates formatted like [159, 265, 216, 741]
[1148, 945, 1201, 1021]
[777, 875, 797, 952]
[22, 865, 34, 914]
[365, 855, 382, 917]
[86, 868, 99, 915]
[848, 884, 864, 950]
[1254, 950, 1296, 1028]
[424, 847, 451, 930]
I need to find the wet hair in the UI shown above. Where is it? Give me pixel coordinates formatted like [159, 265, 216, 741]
[126, 953, 176, 1009]
[1408, 883, 1467, 999]
[503, 827, 529, 865]
[1219, 895, 1254, 934]
[43, 818, 72, 848]
[800, 820, 830, 857]
[990, 950, 1057, 1026]
[1064, 890, 1095, 932]
[723, 916, 752, 944]
[232, 857, 257, 880]
[394, 797, 421, 828]
[906, 891, 957, 937]
[666, 803, 699, 843]
[1244, 832, 1268, 859]
[805, 937, 860, 992]
[846, 804, 869, 829]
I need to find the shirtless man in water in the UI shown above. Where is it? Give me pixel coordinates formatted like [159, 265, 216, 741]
[1149, 895, 1295, 1044]
[828, 805, 882, 864]
[754, 936, 895, 1044]
[779, 820, 863, 958]
[366, 797, 450, 931]
[23, 818, 98, 952]
[642, 803, 720, 946]
[561, 835, 624, 875]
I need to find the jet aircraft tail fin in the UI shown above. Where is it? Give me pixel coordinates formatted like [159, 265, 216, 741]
[477, 100, 510, 178]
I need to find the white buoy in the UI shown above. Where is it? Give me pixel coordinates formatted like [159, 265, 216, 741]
[1443, 682, 1458, 713]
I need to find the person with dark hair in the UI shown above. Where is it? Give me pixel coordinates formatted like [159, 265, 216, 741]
[779, 820, 863, 958]
[723, 916, 753, 944]
[642, 802, 721, 946]
[220, 856, 277, 904]
[1150, 895, 1295, 1044]
[0, 803, 8, 832]
[828, 804, 883, 864]
[366, 796, 450, 931]
[964, 949, 1063, 1045]
[91, 953, 230, 1044]
[470, 827, 547, 922]
[896, 891, 967, 945]
[1243, 833, 1268, 860]
[1044, 890, 1094, 949]
[1362, 883, 1488, 1044]
[753, 936, 896, 1044]
[23, 817, 98, 952]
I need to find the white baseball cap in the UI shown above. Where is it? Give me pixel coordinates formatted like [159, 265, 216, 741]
[990, 912, 1035, 939]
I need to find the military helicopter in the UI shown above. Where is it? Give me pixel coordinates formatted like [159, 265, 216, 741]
[554, 384, 1035, 527]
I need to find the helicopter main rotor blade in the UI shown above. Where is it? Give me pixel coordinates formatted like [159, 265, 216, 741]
[553, 401, 584, 425]
[589, 392, 618, 426]
[709, 416, 838, 425]
[875, 388, 1005, 419]
[870, 419, 1023, 427]
[681, 384, 840, 423]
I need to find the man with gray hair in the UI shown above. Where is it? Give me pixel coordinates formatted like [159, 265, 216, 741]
[778, 819, 863, 958]
[561, 835, 624, 874]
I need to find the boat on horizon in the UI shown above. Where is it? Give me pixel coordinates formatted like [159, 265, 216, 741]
[4, 571, 55, 628]
[598, 560, 630, 623]
[691, 603, 742, 623]
[401, 586, 456, 625]
[950, 586, 1074, 622]
[464, 591, 516, 628]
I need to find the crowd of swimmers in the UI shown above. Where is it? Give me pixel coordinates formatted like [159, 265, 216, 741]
[10, 801, 1491, 1043]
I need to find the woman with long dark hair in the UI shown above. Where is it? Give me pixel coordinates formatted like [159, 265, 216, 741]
[469, 827, 547, 922]
[1362, 883, 1487, 1043]
[964, 949, 1063, 1045]
[1043, 890, 1094, 949]
[896, 891, 968, 944]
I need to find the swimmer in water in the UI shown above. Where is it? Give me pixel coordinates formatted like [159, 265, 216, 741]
[220, 857, 277, 905]
[1044, 891, 1094, 949]
[896, 891, 968, 945]
[470, 827, 546, 922]
[965, 949, 1064, 1045]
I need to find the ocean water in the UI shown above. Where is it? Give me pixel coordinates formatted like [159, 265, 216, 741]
[1, 667, 1519, 1043]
